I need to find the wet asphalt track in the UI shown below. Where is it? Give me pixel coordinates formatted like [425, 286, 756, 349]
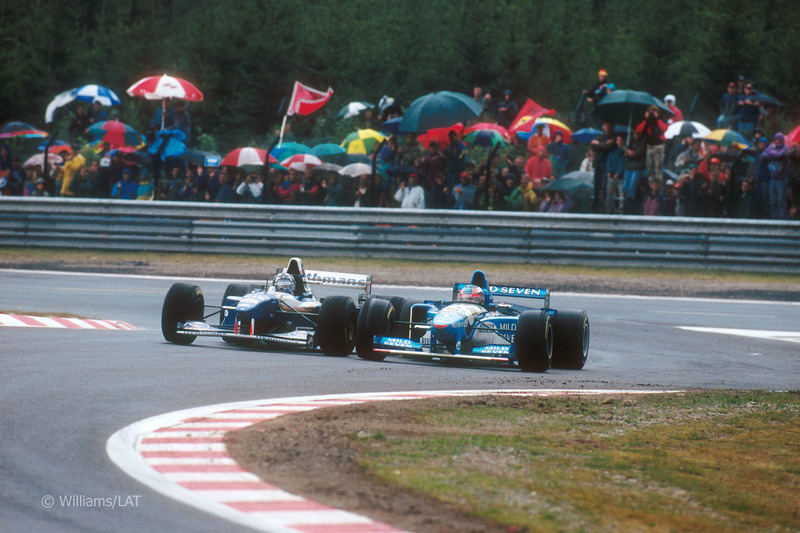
[1, 269, 798, 532]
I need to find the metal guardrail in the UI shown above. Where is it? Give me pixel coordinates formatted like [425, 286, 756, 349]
[1, 197, 799, 273]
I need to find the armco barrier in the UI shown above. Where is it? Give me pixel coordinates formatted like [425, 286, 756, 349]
[1, 197, 799, 273]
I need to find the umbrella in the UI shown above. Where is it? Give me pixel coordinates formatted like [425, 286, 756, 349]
[516, 117, 573, 143]
[108, 148, 150, 166]
[463, 129, 507, 147]
[24, 152, 63, 168]
[341, 129, 386, 154]
[785, 124, 800, 146]
[463, 122, 510, 141]
[541, 177, 593, 212]
[398, 91, 482, 134]
[280, 153, 323, 172]
[181, 150, 222, 167]
[45, 84, 121, 123]
[339, 153, 372, 165]
[701, 129, 751, 149]
[751, 93, 783, 107]
[380, 117, 403, 135]
[127, 73, 203, 130]
[0, 121, 48, 139]
[338, 162, 373, 177]
[593, 89, 673, 130]
[665, 120, 712, 140]
[310, 143, 347, 160]
[86, 120, 144, 149]
[337, 101, 375, 120]
[559, 170, 595, 186]
[571, 128, 603, 143]
[221, 147, 269, 167]
[270, 142, 311, 161]
[37, 140, 73, 155]
[418, 123, 464, 150]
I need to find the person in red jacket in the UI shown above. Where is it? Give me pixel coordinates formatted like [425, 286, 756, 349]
[635, 106, 668, 186]
[524, 147, 552, 190]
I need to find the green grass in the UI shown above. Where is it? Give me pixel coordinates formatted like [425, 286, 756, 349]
[354, 391, 800, 532]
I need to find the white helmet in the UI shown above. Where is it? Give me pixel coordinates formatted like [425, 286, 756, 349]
[273, 273, 296, 294]
[457, 285, 485, 305]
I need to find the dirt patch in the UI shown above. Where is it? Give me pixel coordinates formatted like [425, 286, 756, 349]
[226, 396, 529, 533]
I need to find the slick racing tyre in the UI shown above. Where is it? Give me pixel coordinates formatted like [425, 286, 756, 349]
[221, 283, 254, 345]
[317, 296, 358, 356]
[355, 297, 394, 361]
[551, 309, 590, 370]
[161, 283, 204, 345]
[516, 309, 553, 372]
[394, 299, 423, 339]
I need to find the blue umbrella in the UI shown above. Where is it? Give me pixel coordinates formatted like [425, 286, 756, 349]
[45, 84, 121, 123]
[181, 150, 221, 167]
[270, 142, 311, 161]
[593, 89, 673, 130]
[381, 117, 402, 135]
[398, 91, 483, 134]
[571, 128, 603, 143]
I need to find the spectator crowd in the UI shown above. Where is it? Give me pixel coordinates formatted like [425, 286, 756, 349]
[2, 70, 797, 220]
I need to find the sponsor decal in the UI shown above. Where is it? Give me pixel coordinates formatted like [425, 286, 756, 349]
[475, 345, 511, 355]
[490, 286, 547, 297]
[305, 271, 368, 287]
[378, 337, 420, 349]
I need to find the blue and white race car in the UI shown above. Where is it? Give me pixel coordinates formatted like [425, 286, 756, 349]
[354, 270, 589, 372]
[161, 258, 371, 356]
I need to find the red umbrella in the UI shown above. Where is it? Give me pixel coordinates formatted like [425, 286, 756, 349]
[418, 123, 464, 150]
[785, 124, 800, 146]
[463, 122, 510, 141]
[280, 153, 323, 172]
[127, 74, 203, 130]
[221, 147, 269, 167]
[86, 120, 144, 149]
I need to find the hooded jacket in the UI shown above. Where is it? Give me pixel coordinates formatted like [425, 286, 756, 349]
[760, 133, 790, 180]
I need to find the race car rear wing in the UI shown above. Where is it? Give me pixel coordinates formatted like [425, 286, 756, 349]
[452, 282, 550, 308]
[275, 268, 372, 294]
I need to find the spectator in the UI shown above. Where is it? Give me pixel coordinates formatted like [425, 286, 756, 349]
[738, 176, 759, 219]
[736, 83, 760, 140]
[4, 156, 25, 196]
[444, 130, 467, 186]
[760, 132, 790, 219]
[29, 177, 49, 197]
[59, 148, 87, 197]
[205, 167, 222, 201]
[394, 172, 426, 208]
[0, 143, 12, 173]
[179, 172, 202, 202]
[398, 132, 424, 168]
[663, 95, 683, 124]
[495, 90, 518, 129]
[752, 137, 770, 217]
[524, 147, 552, 190]
[88, 100, 108, 124]
[717, 82, 739, 129]
[370, 174, 392, 207]
[68, 103, 90, 137]
[427, 173, 452, 209]
[707, 157, 728, 217]
[214, 167, 235, 202]
[505, 174, 537, 211]
[112, 168, 138, 199]
[68, 165, 97, 197]
[526, 123, 549, 158]
[354, 174, 373, 207]
[168, 100, 192, 145]
[418, 140, 446, 186]
[452, 172, 476, 209]
[605, 134, 626, 213]
[480, 91, 494, 122]
[584, 68, 611, 105]
[476, 177, 506, 211]
[302, 173, 324, 205]
[548, 190, 574, 213]
[503, 154, 526, 182]
[579, 148, 594, 173]
[136, 171, 155, 200]
[635, 105, 668, 187]
[324, 173, 350, 206]
[546, 131, 571, 178]
[623, 129, 647, 214]
[236, 171, 263, 203]
[682, 168, 711, 217]
[276, 169, 302, 204]
[590, 121, 617, 212]
[642, 180, 664, 216]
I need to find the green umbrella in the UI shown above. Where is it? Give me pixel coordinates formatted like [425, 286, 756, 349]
[541, 177, 593, 213]
[593, 90, 673, 131]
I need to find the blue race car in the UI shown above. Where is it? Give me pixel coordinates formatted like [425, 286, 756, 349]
[161, 258, 372, 356]
[354, 270, 589, 372]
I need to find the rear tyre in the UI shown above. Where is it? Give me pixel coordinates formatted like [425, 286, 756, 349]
[161, 283, 204, 345]
[221, 283, 254, 345]
[516, 310, 553, 372]
[317, 296, 357, 356]
[551, 310, 590, 370]
[355, 298, 394, 361]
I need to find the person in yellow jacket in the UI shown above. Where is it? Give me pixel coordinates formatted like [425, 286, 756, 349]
[59, 149, 86, 196]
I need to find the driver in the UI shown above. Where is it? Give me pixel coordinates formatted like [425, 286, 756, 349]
[272, 273, 296, 295]
[457, 284, 485, 306]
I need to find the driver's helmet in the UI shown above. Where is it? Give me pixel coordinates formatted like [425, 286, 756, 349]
[273, 273, 296, 294]
[457, 284, 485, 305]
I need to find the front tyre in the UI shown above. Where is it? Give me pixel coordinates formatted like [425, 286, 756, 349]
[221, 283, 254, 345]
[551, 310, 590, 370]
[317, 296, 357, 356]
[516, 309, 553, 372]
[161, 283, 204, 345]
[355, 298, 394, 361]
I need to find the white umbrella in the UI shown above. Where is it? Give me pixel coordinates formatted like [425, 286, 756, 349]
[24, 152, 63, 169]
[338, 162, 373, 177]
[337, 101, 374, 120]
[45, 84, 121, 123]
[665, 120, 711, 140]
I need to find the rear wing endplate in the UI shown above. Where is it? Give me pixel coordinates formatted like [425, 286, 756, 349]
[452, 282, 550, 308]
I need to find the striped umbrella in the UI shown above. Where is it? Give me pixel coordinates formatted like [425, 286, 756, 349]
[463, 129, 507, 147]
[701, 129, 751, 149]
[665, 120, 711, 140]
[280, 153, 323, 172]
[516, 116, 573, 143]
[0, 121, 48, 139]
[221, 147, 269, 167]
[341, 129, 386, 154]
[86, 120, 144, 149]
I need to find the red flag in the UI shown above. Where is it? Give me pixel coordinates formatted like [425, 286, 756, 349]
[507, 98, 556, 137]
[286, 81, 333, 116]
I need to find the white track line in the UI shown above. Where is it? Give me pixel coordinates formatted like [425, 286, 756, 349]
[108, 389, 678, 533]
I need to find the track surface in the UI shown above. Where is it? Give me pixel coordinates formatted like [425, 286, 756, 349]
[1, 269, 798, 532]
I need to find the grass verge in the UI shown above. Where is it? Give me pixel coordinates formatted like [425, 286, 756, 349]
[353, 391, 799, 532]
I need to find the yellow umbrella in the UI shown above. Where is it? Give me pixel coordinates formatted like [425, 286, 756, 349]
[702, 129, 751, 150]
[341, 129, 386, 155]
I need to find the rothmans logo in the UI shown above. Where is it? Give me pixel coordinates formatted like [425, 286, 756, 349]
[305, 271, 366, 287]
